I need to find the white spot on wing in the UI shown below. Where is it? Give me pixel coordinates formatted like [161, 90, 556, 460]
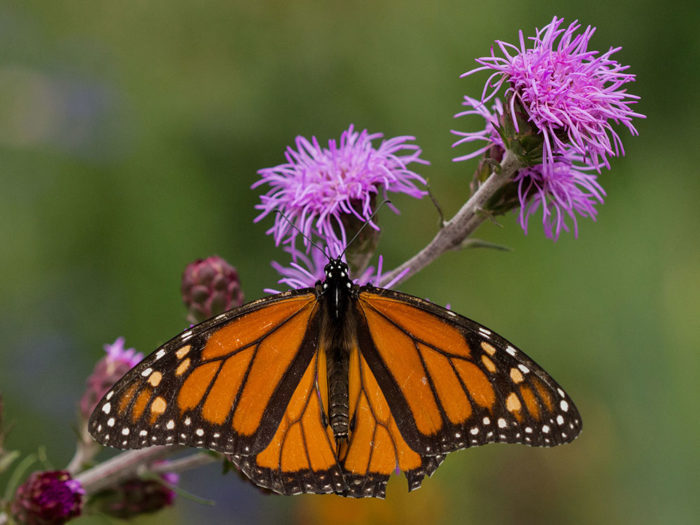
[102, 402, 111, 414]
[141, 367, 152, 377]
[155, 349, 166, 360]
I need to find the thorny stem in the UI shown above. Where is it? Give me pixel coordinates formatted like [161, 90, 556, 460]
[379, 149, 521, 287]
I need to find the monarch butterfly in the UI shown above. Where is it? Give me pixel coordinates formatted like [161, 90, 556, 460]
[89, 257, 581, 498]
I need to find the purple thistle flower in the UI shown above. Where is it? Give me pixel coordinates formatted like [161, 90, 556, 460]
[453, 96, 605, 240]
[11, 470, 85, 525]
[80, 338, 144, 420]
[253, 125, 428, 251]
[452, 96, 506, 162]
[266, 246, 409, 293]
[462, 16, 644, 172]
[515, 156, 605, 240]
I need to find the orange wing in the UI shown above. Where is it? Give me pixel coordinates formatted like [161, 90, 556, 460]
[337, 340, 445, 497]
[348, 287, 582, 491]
[88, 290, 321, 456]
[227, 348, 345, 495]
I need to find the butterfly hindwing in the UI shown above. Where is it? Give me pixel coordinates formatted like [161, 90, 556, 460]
[88, 290, 320, 455]
[227, 347, 347, 496]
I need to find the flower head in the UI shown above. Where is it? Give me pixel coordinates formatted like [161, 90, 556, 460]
[463, 16, 644, 172]
[80, 338, 143, 420]
[253, 125, 428, 251]
[181, 256, 244, 324]
[11, 470, 85, 525]
[453, 96, 605, 240]
[515, 154, 605, 240]
[266, 245, 409, 292]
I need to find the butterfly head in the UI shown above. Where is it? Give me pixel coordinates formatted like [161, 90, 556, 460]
[323, 258, 350, 283]
[321, 258, 354, 297]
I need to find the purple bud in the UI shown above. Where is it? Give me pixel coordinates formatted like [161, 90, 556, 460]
[181, 256, 244, 323]
[90, 475, 177, 519]
[11, 470, 85, 525]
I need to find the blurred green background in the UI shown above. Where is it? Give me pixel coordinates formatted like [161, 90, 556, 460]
[1, 0, 698, 523]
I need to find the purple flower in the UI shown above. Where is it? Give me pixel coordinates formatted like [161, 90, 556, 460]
[452, 96, 506, 162]
[266, 246, 409, 293]
[453, 97, 605, 240]
[462, 16, 644, 172]
[515, 155, 605, 240]
[80, 338, 144, 420]
[253, 125, 428, 250]
[11, 470, 85, 525]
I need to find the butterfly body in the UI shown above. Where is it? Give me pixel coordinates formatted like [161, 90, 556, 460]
[89, 258, 582, 498]
[319, 259, 355, 443]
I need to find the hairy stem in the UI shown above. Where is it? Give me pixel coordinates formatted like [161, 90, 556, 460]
[379, 149, 520, 287]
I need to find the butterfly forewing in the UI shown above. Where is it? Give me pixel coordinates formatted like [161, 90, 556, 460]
[88, 290, 320, 455]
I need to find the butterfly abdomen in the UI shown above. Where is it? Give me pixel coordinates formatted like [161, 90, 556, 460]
[327, 332, 351, 441]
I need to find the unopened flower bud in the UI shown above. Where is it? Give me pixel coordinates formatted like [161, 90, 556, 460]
[90, 474, 177, 519]
[181, 256, 244, 324]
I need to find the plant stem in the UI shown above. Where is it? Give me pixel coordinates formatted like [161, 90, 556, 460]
[74, 446, 181, 495]
[380, 149, 520, 287]
[149, 452, 219, 475]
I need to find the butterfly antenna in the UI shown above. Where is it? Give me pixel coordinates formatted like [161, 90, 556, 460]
[340, 200, 391, 260]
[272, 210, 330, 258]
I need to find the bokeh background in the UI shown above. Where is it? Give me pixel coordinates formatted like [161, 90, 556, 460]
[1, 0, 698, 523]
